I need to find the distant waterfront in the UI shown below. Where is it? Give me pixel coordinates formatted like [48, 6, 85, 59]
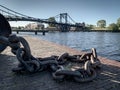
[13, 31, 120, 61]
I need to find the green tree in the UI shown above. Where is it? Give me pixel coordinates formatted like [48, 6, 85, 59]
[86, 24, 94, 30]
[117, 18, 120, 29]
[48, 17, 56, 27]
[97, 20, 106, 28]
[108, 23, 118, 31]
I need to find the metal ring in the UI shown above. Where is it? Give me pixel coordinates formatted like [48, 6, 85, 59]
[18, 36, 31, 59]
[16, 48, 35, 72]
[25, 60, 41, 72]
[74, 68, 96, 83]
[90, 55, 101, 68]
[52, 66, 65, 80]
[84, 61, 92, 75]
[9, 42, 20, 50]
[91, 48, 97, 59]
[58, 53, 69, 65]
[8, 34, 19, 43]
[0, 13, 11, 52]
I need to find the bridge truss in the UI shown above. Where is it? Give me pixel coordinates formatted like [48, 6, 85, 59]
[0, 5, 85, 32]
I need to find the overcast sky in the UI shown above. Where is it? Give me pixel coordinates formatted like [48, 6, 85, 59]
[0, 0, 120, 27]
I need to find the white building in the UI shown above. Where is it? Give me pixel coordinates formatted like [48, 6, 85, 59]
[25, 22, 44, 30]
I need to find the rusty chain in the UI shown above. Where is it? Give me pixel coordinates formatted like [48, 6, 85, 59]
[0, 34, 101, 83]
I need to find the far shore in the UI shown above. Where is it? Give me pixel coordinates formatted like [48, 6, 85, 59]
[12, 29, 120, 33]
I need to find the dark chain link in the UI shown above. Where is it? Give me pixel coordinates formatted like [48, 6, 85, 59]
[0, 34, 101, 82]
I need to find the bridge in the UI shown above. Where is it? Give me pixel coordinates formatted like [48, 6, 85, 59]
[0, 5, 85, 32]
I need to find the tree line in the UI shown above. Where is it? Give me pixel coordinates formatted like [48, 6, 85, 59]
[86, 18, 120, 31]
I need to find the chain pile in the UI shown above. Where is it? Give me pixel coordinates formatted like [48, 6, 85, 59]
[0, 34, 101, 83]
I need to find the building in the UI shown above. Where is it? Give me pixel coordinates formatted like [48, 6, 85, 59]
[25, 22, 44, 30]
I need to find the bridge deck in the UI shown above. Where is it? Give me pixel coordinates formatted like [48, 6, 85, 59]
[0, 36, 120, 90]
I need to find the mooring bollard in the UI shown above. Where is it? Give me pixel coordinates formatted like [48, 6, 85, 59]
[0, 13, 11, 52]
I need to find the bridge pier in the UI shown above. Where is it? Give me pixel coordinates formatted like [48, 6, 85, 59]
[16, 31, 19, 34]
[42, 31, 45, 35]
[57, 25, 70, 32]
[35, 31, 46, 35]
[35, 31, 37, 35]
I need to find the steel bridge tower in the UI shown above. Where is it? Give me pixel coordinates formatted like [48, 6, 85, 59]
[57, 13, 70, 32]
[60, 13, 68, 23]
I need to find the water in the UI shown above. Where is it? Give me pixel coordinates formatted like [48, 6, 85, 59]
[14, 31, 120, 61]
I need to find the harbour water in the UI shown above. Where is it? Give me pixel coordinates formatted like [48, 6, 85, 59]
[14, 31, 120, 61]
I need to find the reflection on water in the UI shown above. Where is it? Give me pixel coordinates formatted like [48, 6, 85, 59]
[14, 31, 120, 61]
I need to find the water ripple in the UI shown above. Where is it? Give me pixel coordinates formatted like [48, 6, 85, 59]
[18, 32, 120, 61]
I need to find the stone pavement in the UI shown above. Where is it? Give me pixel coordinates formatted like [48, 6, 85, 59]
[0, 36, 120, 90]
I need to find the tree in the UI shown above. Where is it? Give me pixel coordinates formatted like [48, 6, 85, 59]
[48, 17, 56, 27]
[108, 23, 118, 31]
[97, 20, 106, 28]
[86, 24, 94, 30]
[117, 18, 120, 28]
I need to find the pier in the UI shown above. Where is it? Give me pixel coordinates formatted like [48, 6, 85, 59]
[0, 36, 120, 90]
[12, 30, 48, 35]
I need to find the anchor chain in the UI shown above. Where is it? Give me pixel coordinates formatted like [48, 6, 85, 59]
[0, 34, 101, 82]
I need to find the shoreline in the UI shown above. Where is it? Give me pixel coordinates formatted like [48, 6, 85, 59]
[12, 29, 120, 33]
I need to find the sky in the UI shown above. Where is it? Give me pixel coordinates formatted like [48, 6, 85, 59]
[0, 0, 120, 27]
